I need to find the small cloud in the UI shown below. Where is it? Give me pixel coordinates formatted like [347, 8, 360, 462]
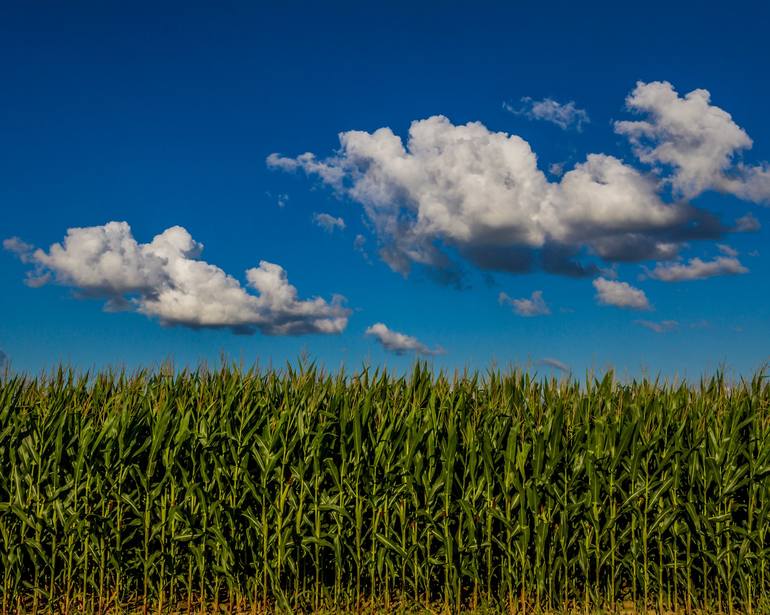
[499, 290, 550, 316]
[504, 97, 590, 131]
[3, 236, 35, 262]
[313, 212, 346, 233]
[354, 234, 371, 263]
[548, 162, 565, 177]
[717, 244, 738, 257]
[4, 237, 52, 285]
[635, 319, 679, 333]
[264, 191, 289, 208]
[647, 256, 748, 281]
[749, 250, 760, 257]
[365, 322, 444, 356]
[265, 152, 300, 172]
[734, 213, 761, 232]
[593, 277, 651, 310]
[537, 357, 570, 373]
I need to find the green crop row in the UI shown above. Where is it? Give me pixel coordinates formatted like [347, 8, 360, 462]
[1, 364, 769, 613]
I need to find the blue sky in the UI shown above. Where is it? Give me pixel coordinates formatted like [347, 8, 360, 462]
[1, 1, 769, 377]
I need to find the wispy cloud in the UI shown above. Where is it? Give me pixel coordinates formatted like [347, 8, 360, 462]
[548, 162, 565, 176]
[265, 191, 289, 208]
[354, 234, 371, 262]
[365, 323, 444, 356]
[647, 256, 748, 281]
[717, 244, 738, 257]
[635, 319, 678, 333]
[313, 212, 346, 233]
[499, 290, 550, 316]
[734, 213, 761, 232]
[3, 237, 36, 263]
[537, 357, 570, 373]
[504, 97, 590, 131]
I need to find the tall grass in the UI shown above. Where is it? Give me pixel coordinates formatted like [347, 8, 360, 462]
[0, 363, 769, 613]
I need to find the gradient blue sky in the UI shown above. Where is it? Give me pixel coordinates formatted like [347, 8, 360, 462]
[1, 1, 769, 377]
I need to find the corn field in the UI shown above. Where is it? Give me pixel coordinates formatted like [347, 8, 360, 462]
[1, 363, 770, 614]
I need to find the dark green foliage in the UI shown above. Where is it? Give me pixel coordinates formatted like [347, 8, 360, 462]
[0, 364, 769, 613]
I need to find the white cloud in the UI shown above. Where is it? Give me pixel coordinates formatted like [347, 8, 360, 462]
[593, 277, 651, 310]
[5, 222, 350, 335]
[268, 114, 713, 278]
[647, 255, 748, 281]
[615, 81, 770, 203]
[537, 357, 570, 372]
[267, 151, 345, 187]
[365, 322, 444, 356]
[635, 319, 678, 333]
[504, 97, 590, 131]
[313, 212, 346, 233]
[499, 290, 550, 316]
[269, 81, 770, 282]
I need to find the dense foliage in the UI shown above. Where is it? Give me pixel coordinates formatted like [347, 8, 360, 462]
[1, 364, 769, 613]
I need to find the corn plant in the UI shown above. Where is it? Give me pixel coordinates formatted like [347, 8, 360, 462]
[0, 363, 769, 613]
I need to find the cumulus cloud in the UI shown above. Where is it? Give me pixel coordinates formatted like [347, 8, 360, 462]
[537, 357, 570, 373]
[499, 290, 550, 316]
[635, 319, 678, 333]
[269, 81, 770, 284]
[593, 277, 651, 310]
[615, 81, 770, 203]
[4, 222, 350, 335]
[647, 255, 748, 281]
[365, 323, 444, 356]
[268, 113, 721, 279]
[313, 212, 346, 233]
[504, 97, 590, 131]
